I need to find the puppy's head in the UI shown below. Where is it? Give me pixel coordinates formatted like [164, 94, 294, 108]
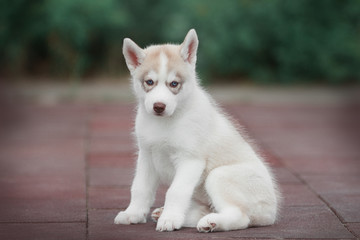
[123, 29, 199, 117]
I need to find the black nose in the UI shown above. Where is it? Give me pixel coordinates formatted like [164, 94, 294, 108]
[153, 102, 166, 114]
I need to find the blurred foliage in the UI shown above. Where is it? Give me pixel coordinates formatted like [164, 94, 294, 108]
[1, 0, 360, 83]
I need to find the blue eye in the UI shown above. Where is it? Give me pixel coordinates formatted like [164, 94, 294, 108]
[145, 80, 154, 86]
[170, 81, 179, 88]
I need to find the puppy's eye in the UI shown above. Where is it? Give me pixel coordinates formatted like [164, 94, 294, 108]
[170, 81, 179, 88]
[145, 80, 154, 86]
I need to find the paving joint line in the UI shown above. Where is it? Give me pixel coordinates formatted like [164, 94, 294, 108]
[284, 167, 356, 238]
[344, 224, 360, 239]
[84, 109, 91, 240]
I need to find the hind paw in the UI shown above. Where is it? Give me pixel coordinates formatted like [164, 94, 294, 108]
[197, 215, 217, 233]
[151, 207, 164, 222]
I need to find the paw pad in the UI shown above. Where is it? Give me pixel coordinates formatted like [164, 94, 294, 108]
[197, 221, 217, 233]
[151, 207, 164, 222]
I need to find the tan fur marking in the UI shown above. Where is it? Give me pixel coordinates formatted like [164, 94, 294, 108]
[142, 79, 158, 93]
[135, 44, 191, 94]
[167, 79, 183, 95]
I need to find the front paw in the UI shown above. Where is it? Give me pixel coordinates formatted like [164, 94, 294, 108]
[114, 210, 147, 225]
[156, 213, 184, 232]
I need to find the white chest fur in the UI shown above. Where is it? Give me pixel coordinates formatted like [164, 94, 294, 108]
[149, 144, 176, 184]
[135, 102, 211, 184]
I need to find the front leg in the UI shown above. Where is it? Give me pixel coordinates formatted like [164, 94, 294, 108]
[156, 159, 205, 231]
[114, 149, 158, 224]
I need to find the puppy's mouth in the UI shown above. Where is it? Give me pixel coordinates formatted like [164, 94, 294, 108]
[154, 112, 164, 117]
[152, 110, 173, 117]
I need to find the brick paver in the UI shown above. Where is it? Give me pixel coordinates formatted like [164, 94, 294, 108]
[0, 99, 359, 239]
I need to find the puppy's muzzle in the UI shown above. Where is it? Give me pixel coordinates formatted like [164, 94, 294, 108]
[153, 102, 166, 115]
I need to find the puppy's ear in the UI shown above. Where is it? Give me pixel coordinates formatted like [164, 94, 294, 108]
[123, 38, 145, 73]
[180, 29, 199, 65]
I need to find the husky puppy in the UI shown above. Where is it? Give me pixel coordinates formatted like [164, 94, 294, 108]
[114, 29, 279, 232]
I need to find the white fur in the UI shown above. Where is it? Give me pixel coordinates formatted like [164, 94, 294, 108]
[115, 29, 280, 232]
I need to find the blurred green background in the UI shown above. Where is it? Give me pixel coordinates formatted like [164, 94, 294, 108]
[1, 0, 360, 84]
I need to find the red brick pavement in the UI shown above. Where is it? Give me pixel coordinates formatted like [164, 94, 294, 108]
[0, 102, 359, 239]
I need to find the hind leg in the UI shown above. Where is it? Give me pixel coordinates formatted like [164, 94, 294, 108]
[197, 164, 277, 232]
[197, 207, 250, 232]
[183, 200, 211, 227]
